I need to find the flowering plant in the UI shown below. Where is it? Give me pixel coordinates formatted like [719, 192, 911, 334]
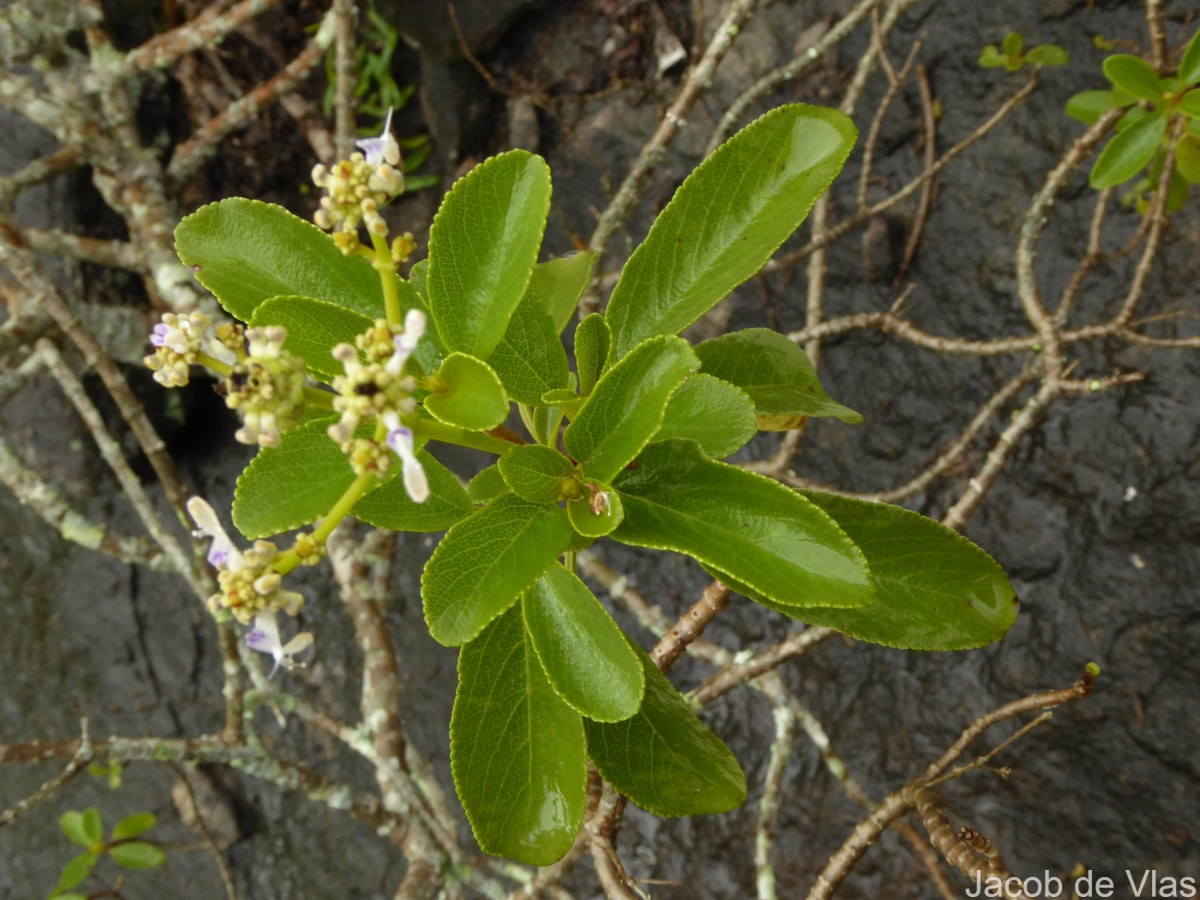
[151, 103, 1018, 863]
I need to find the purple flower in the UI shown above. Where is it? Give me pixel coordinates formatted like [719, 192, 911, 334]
[187, 497, 244, 570]
[355, 107, 400, 168]
[245, 611, 313, 678]
[382, 412, 429, 503]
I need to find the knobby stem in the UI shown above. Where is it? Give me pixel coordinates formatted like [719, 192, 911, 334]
[370, 232, 403, 327]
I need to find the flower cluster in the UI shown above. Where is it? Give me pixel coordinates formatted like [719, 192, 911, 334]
[311, 109, 405, 243]
[144, 312, 239, 387]
[328, 310, 428, 501]
[223, 326, 307, 447]
[188, 497, 312, 675]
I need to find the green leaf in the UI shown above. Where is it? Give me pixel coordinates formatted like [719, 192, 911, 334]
[1181, 28, 1200, 87]
[531, 403, 566, 447]
[978, 45, 1004, 69]
[1102, 54, 1164, 102]
[725, 492, 1018, 649]
[486, 292, 569, 404]
[233, 415, 351, 538]
[111, 813, 156, 841]
[175, 198, 384, 322]
[250, 296, 373, 383]
[451, 605, 585, 865]
[563, 335, 699, 483]
[566, 485, 624, 537]
[540, 388, 583, 418]
[466, 463, 509, 503]
[59, 809, 102, 848]
[498, 444, 575, 503]
[353, 450, 473, 531]
[424, 353, 509, 431]
[523, 564, 644, 721]
[1001, 32, 1023, 59]
[1179, 88, 1200, 118]
[653, 373, 756, 458]
[605, 104, 856, 360]
[585, 641, 746, 816]
[1177, 134, 1200, 184]
[427, 151, 552, 358]
[573, 313, 611, 397]
[52, 852, 98, 895]
[422, 494, 572, 645]
[1025, 44, 1068, 66]
[1090, 111, 1168, 189]
[108, 841, 166, 870]
[1065, 90, 1117, 125]
[528, 252, 597, 334]
[695, 328, 861, 424]
[612, 440, 873, 609]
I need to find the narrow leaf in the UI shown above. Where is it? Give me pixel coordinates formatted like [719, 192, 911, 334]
[424, 353, 510, 431]
[1102, 54, 1164, 102]
[523, 564, 644, 721]
[423, 494, 572, 645]
[605, 104, 856, 359]
[1090, 112, 1167, 189]
[573, 313, 611, 397]
[427, 151, 552, 357]
[486, 292, 570, 404]
[653, 373, 756, 458]
[585, 641, 746, 816]
[111, 813, 156, 841]
[498, 444, 576, 503]
[563, 335, 699, 483]
[612, 440, 873, 609]
[451, 605, 585, 865]
[250, 296, 373, 383]
[175, 199, 384, 321]
[528, 251, 597, 334]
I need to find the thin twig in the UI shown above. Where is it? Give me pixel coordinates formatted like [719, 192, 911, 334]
[333, 0, 357, 159]
[0, 145, 85, 202]
[125, 0, 283, 74]
[650, 579, 731, 672]
[894, 63, 935, 286]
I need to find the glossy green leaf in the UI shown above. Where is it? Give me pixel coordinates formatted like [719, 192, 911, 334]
[726, 491, 1017, 649]
[612, 440, 873, 609]
[108, 841, 166, 870]
[424, 353, 509, 431]
[528, 251, 597, 334]
[1179, 88, 1200, 118]
[1177, 134, 1200, 184]
[499, 444, 576, 503]
[233, 415, 350, 538]
[695, 328, 861, 424]
[59, 809, 102, 848]
[574, 313, 611, 397]
[531, 402, 566, 447]
[486, 293, 569, 404]
[427, 151, 552, 357]
[1065, 90, 1118, 125]
[111, 813, 156, 841]
[352, 450, 473, 531]
[540, 388, 583, 418]
[1102, 54, 1164, 102]
[175, 198, 384, 321]
[53, 852, 98, 894]
[564, 335, 698, 483]
[523, 564, 644, 721]
[1090, 111, 1167, 189]
[585, 641, 746, 816]
[452, 607, 584, 866]
[466, 463, 509, 503]
[404, 261, 445, 377]
[567, 485, 623, 537]
[423, 494, 572, 645]
[653, 373, 756, 458]
[250, 296, 373, 383]
[1025, 44, 1068, 67]
[605, 104, 855, 359]
[1181, 28, 1200, 87]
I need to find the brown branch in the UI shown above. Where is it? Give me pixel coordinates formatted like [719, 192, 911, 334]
[0, 145, 86, 202]
[22, 228, 143, 270]
[650, 579, 731, 672]
[333, 0, 357, 159]
[894, 63, 936, 286]
[125, 0, 283, 73]
[692, 627, 835, 706]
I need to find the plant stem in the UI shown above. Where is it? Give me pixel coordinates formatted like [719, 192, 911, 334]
[197, 351, 232, 376]
[413, 417, 519, 455]
[370, 232, 402, 326]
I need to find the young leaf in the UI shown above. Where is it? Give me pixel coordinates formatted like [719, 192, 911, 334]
[466, 463, 509, 503]
[523, 563, 644, 721]
[427, 151, 552, 358]
[724, 491, 1018, 650]
[531, 402, 566, 447]
[175, 199, 384, 322]
[612, 440, 873, 609]
[485, 292, 570, 404]
[1102, 54, 1164, 103]
[108, 841, 166, 870]
[1025, 44, 1068, 67]
[695, 328, 861, 424]
[250, 296, 373, 383]
[1090, 111, 1168, 189]
[528, 251, 597, 334]
[52, 852, 98, 895]
[59, 809, 102, 848]
[563, 335, 699, 484]
[573, 313, 611, 397]
[1001, 32, 1023, 59]
[1181, 28, 1200, 87]
[451, 605, 585, 865]
[566, 486, 624, 537]
[978, 45, 1004, 69]
[652, 373, 756, 458]
[585, 641, 746, 816]
[424, 353, 510, 431]
[1177, 134, 1200, 185]
[422, 494, 572, 645]
[111, 813, 156, 841]
[352, 450, 473, 531]
[498, 444, 576, 503]
[604, 104, 855, 359]
[1065, 90, 1118, 125]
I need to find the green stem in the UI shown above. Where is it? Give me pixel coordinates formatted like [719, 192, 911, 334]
[197, 352, 232, 377]
[370, 232, 402, 327]
[413, 418, 519, 455]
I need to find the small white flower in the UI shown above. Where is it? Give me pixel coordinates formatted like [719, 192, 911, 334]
[356, 107, 400, 168]
[245, 611, 313, 677]
[188, 497, 244, 570]
[386, 309, 426, 376]
[382, 411, 429, 503]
